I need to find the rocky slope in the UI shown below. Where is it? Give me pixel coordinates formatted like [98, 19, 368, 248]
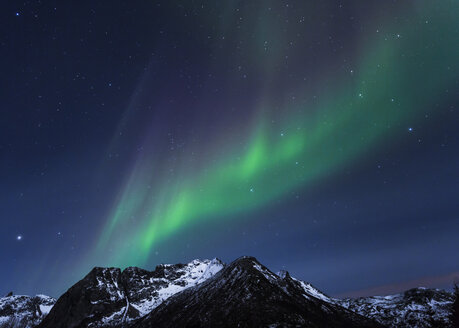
[338, 288, 454, 328]
[37, 258, 223, 328]
[133, 256, 380, 328]
[0, 294, 55, 328]
[279, 272, 455, 327]
[1, 257, 455, 327]
[451, 286, 459, 328]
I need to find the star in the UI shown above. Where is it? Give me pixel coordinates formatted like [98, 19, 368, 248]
[408, 127, 413, 132]
[16, 235, 22, 241]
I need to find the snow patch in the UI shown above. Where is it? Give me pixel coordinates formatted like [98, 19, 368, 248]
[252, 262, 278, 282]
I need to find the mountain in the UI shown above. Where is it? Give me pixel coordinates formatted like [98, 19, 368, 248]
[0, 256, 455, 327]
[279, 270, 456, 328]
[338, 288, 454, 328]
[132, 256, 380, 328]
[0, 294, 55, 328]
[37, 258, 223, 328]
[451, 286, 459, 328]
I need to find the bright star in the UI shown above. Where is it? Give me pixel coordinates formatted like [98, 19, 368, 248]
[16, 235, 22, 241]
[249, 188, 254, 192]
[15, 12, 20, 16]
[408, 127, 413, 132]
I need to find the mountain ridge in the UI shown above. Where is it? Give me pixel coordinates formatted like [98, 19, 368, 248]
[132, 256, 380, 328]
[0, 256, 455, 328]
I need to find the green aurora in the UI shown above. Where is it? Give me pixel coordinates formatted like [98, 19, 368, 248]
[92, 1, 458, 268]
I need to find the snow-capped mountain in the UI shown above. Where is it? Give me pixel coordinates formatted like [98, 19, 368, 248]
[37, 258, 223, 328]
[122, 258, 223, 317]
[133, 256, 381, 328]
[337, 287, 454, 328]
[278, 270, 334, 303]
[279, 270, 455, 327]
[1, 257, 455, 327]
[0, 294, 55, 328]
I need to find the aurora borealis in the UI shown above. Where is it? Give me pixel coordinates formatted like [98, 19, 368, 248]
[1, 0, 458, 298]
[95, 1, 458, 267]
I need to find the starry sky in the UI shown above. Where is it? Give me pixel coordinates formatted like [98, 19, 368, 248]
[1, 0, 458, 298]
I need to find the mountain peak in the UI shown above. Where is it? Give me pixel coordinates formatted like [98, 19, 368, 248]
[2, 256, 454, 328]
[37, 258, 224, 328]
[133, 256, 382, 328]
[278, 269, 291, 280]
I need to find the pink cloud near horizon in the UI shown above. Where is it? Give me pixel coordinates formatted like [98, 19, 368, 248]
[335, 271, 459, 298]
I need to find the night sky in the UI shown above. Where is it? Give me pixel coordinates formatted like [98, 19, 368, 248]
[1, 1, 458, 299]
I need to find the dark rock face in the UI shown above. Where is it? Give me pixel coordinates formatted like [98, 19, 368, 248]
[450, 285, 459, 328]
[0, 294, 55, 328]
[133, 256, 381, 328]
[338, 287, 454, 328]
[4, 256, 455, 328]
[37, 259, 224, 328]
[37, 267, 128, 328]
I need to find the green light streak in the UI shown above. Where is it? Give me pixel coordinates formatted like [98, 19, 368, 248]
[94, 1, 458, 267]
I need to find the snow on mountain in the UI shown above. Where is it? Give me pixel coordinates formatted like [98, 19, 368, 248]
[2, 257, 455, 328]
[133, 256, 381, 328]
[0, 294, 55, 328]
[122, 258, 224, 317]
[282, 271, 455, 327]
[337, 287, 454, 328]
[278, 269, 336, 305]
[37, 258, 224, 328]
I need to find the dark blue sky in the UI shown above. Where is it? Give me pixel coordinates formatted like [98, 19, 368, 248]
[0, 0, 458, 298]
